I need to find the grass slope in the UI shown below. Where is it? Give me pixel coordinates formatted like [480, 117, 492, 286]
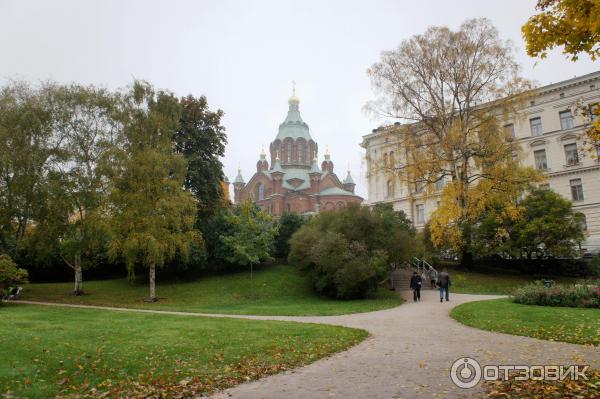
[1, 304, 367, 398]
[446, 268, 586, 295]
[20, 264, 401, 316]
[451, 298, 600, 346]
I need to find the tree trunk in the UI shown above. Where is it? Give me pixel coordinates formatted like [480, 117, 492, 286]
[148, 263, 157, 302]
[73, 253, 83, 295]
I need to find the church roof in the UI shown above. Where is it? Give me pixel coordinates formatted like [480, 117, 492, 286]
[271, 157, 283, 173]
[234, 169, 244, 184]
[309, 158, 322, 174]
[275, 94, 313, 142]
[319, 186, 356, 196]
[343, 170, 355, 185]
[268, 168, 311, 191]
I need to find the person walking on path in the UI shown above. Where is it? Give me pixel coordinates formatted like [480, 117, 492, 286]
[428, 267, 438, 289]
[437, 268, 451, 303]
[409, 271, 422, 302]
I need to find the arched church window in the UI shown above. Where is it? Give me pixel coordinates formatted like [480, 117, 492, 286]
[298, 142, 303, 163]
[383, 153, 388, 168]
[257, 183, 264, 200]
[287, 142, 292, 163]
[389, 151, 395, 168]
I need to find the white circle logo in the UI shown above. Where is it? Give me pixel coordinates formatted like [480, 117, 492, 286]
[450, 357, 482, 389]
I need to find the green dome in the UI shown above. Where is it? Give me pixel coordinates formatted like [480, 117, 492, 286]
[275, 95, 313, 141]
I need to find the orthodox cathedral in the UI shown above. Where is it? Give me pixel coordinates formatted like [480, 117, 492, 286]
[231, 90, 362, 216]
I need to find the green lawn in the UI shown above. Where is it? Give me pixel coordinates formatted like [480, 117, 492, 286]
[451, 298, 600, 346]
[446, 268, 587, 295]
[20, 264, 402, 316]
[1, 304, 367, 398]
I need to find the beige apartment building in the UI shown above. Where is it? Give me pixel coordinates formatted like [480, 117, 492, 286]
[361, 71, 600, 253]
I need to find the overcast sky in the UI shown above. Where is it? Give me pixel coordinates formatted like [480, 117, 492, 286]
[1, 0, 598, 199]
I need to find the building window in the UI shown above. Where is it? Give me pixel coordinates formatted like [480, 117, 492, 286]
[287, 203, 291, 213]
[534, 149, 548, 170]
[564, 143, 579, 166]
[389, 151, 395, 168]
[383, 153, 388, 168]
[297, 142, 303, 163]
[386, 179, 394, 198]
[504, 123, 515, 139]
[559, 110, 574, 130]
[539, 183, 550, 190]
[580, 214, 588, 231]
[435, 176, 444, 190]
[257, 183, 264, 200]
[530, 117, 543, 136]
[415, 180, 424, 194]
[570, 178, 584, 201]
[287, 142, 292, 163]
[416, 204, 425, 224]
[559, 93, 565, 98]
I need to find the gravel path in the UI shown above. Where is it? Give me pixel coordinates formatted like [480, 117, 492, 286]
[17, 291, 600, 399]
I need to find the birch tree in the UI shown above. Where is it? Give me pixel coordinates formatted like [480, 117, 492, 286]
[107, 82, 199, 301]
[366, 18, 540, 266]
[51, 84, 118, 295]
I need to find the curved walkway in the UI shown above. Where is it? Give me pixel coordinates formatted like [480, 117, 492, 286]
[18, 291, 600, 398]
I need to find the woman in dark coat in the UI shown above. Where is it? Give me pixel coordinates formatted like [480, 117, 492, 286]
[409, 271, 422, 302]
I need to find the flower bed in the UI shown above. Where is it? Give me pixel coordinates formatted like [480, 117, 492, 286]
[512, 281, 599, 308]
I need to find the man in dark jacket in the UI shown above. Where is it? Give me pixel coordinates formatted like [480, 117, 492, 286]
[437, 268, 451, 302]
[409, 271, 422, 302]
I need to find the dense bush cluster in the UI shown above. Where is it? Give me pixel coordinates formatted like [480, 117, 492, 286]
[289, 203, 415, 299]
[512, 281, 600, 308]
[474, 189, 585, 261]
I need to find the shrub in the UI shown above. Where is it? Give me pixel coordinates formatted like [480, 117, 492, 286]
[273, 213, 304, 258]
[590, 254, 600, 276]
[288, 203, 414, 299]
[0, 254, 29, 299]
[512, 281, 599, 308]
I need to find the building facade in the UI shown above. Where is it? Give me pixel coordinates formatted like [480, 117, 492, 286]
[231, 92, 362, 215]
[361, 71, 600, 251]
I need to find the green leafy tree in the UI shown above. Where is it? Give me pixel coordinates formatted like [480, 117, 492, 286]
[108, 82, 200, 301]
[173, 95, 227, 219]
[288, 203, 415, 298]
[220, 200, 278, 282]
[308, 233, 388, 299]
[274, 212, 304, 258]
[27, 84, 117, 294]
[200, 206, 236, 270]
[475, 189, 585, 259]
[0, 254, 28, 299]
[0, 81, 65, 257]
